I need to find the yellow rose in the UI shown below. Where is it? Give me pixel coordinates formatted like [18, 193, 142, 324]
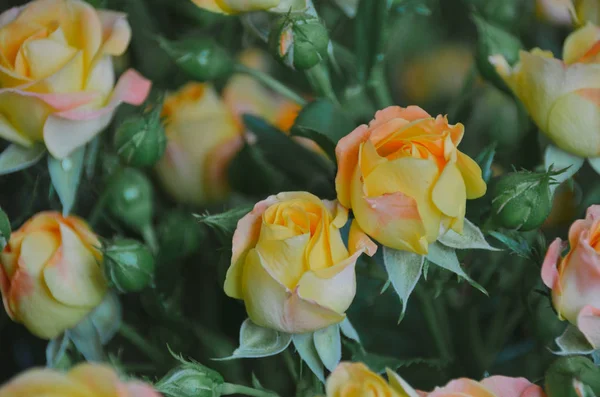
[224, 192, 376, 333]
[535, 0, 575, 25]
[0, 0, 151, 159]
[0, 212, 106, 339]
[223, 49, 301, 133]
[192, 0, 308, 14]
[575, 0, 600, 24]
[325, 362, 419, 397]
[335, 106, 486, 255]
[0, 363, 160, 397]
[155, 82, 242, 207]
[490, 23, 600, 158]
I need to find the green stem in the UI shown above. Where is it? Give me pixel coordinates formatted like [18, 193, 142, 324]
[89, 189, 111, 228]
[283, 348, 299, 382]
[305, 63, 340, 105]
[119, 323, 165, 364]
[368, 62, 394, 108]
[220, 383, 280, 397]
[234, 64, 307, 106]
[415, 286, 451, 362]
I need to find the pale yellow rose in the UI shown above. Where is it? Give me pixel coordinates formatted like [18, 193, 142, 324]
[224, 192, 376, 333]
[155, 82, 243, 207]
[0, 0, 151, 159]
[536, 0, 575, 25]
[490, 23, 600, 158]
[0, 212, 105, 339]
[0, 363, 160, 397]
[335, 106, 486, 255]
[192, 0, 309, 14]
[575, 0, 600, 25]
[325, 362, 419, 397]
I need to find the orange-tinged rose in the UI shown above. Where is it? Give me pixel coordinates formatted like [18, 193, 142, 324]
[0, 0, 151, 159]
[490, 23, 600, 158]
[335, 106, 486, 255]
[420, 377, 546, 397]
[155, 82, 242, 207]
[325, 362, 419, 397]
[542, 205, 600, 348]
[224, 192, 376, 333]
[0, 212, 106, 339]
[0, 363, 160, 397]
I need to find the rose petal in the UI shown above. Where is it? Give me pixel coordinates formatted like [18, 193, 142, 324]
[335, 124, 371, 208]
[577, 305, 600, 348]
[481, 376, 546, 397]
[541, 238, 563, 290]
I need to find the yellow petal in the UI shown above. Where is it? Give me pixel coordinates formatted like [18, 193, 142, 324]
[433, 162, 466, 218]
[0, 112, 33, 147]
[256, 233, 309, 289]
[0, 368, 91, 397]
[24, 37, 78, 80]
[348, 219, 377, 256]
[457, 152, 487, 199]
[283, 290, 345, 333]
[68, 364, 121, 396]
[563, 22, 600, 64]
[19, 230, 60, 275]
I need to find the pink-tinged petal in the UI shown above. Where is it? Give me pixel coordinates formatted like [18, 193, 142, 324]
[348, 219, 377, 257]
[283, 290, 346, 334]
[568, 218, 593, 248]
[481, 376, 546, 397]
[577, 305, 600, 348]
[427, 378, 496, 397]
[369, 106, 431, 129]
[0, 367, 92, 397]
[0, 6, 23, 27]
[43, 223, 106, 308]
[97, 10, 132, 56]
[296, 250, 359, 313]
[204, 136, 243, 202]
[542, 238, 563, 290]
[44, 69, 151, 159]
[67, 363, 120, 396]
[0, 261, 14, 319]
[335, 124, 371, 208]
[0, 85, 100, 111]
[225, 194, 280, 299]
[126, 382, 162, 397]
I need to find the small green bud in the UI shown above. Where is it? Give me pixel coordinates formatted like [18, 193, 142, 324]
[114, 105, 166, 167]
[0, 206, 10, 250]
[491, 170, 555, 231]
[158, 36, 234, 82]
[158, 210, 204, 262]
[473, 15, 523, 94]
[103, 238, 155, 293]
[155, 356, 224, 397]
[545, 356, 600, 397]
[106, 168, 154, 234]
[269, 14, 330, 70]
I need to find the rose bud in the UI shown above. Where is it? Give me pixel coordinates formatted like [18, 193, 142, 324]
[106, 168, 154, 237]
[155, 83, 242, 207]
[224, 192, 376, 333]
[0, 364, 160, 397]
[103, 238, 155, 293]
[0, 0, 151, 159]
[490, 23, 600, 159]
[114, 104, 167, 168]
[269, 13, 330, 70]
[491, 170, 555, 231]
[155, 359, 224, 397]
[542, 205, 600, 348]
[335, 106, 486, 255]
[0, 212, 106, 339]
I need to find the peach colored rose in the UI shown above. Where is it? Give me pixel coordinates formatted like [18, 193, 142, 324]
[419, 377, 546, 397]
[335, 106, 486, 255]
[0, 363, 160, 397]
[0, 212, 106, 339]
[224, 192, 376, 333]
[542, 204, 600, 347]
[0, 0, 151, 159]
[155, 82, 242, 207]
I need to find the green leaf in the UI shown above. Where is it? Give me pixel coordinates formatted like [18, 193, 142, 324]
[554, 325, 596, 356]
[339, 318, 361, 344]
[196, 206, 253, 245]
[216, 319, 292, 360]
[383, 247, 424, 322]
[290, 99, 356, 160]
[438, 219, 499, 251]
[46, 333, 71, 369]
[545, 357, 600, 397]
[88, 291, 122, 345]
[355, 0, 390, 83]
[48, 147, 85, 216]
[475, 143, 496, 183]
[313, 324, 341, 372]
[488, 230, 532, 259]
[292, 333, 325, 383]
[0, 143, 45, 175]
[67, 316, 106, 362]
[426, 242, 487, 295]
[0, 207, 10, 251]
[544, 145, 584, 193]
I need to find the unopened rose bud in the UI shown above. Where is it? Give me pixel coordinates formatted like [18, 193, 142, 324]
[269, 14, 330, 70]
[491, 170, 555, 231]
[114, 105, 167, 168]
[103, 239, 155, 293]
[106, 168, 155, 236]
[158, 37, 234, 82]
[0, 207, 10, 250]
[155, 358, 224, 397]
